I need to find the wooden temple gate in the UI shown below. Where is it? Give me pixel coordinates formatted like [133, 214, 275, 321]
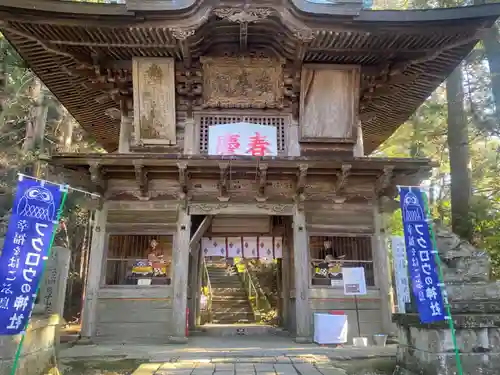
[1, 0, 498, 343]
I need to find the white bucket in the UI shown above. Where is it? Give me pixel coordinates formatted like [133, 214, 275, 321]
[353, 337, 368, 347]
[373, 334, 388, 346]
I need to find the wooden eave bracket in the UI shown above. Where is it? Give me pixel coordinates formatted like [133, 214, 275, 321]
[177, 161, 190, 207]
[218, 162, 230, 202]
[88, 161, 107, 198]
[294, 164, 308, 209]
[255, 163, 268, 202]
[335, 164, 351, 195]
[169, 28, 195, 69]
[374, 165, 395, 197]
[133, 162, 149, 199]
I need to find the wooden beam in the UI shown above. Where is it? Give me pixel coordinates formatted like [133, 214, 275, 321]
[106, 200, 178, 211]
[190, 215, 213, 249]
[189, 202, 294, 216]
[1, 24, 94, 68]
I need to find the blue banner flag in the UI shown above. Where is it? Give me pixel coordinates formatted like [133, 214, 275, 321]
[398, 186, 446, 323]
[0, 177, 64, 335]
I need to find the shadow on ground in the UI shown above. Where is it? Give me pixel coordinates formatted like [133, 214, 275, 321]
[46, 358, 143, 375]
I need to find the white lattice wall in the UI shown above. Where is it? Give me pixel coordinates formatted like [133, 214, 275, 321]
[197, 114, 288, 154]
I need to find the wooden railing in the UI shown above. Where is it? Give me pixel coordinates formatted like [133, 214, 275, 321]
[240, 268, 260, 321]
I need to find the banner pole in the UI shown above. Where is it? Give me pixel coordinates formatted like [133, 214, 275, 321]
[9, 185, 69, 375]
[422, 193, 463, 375]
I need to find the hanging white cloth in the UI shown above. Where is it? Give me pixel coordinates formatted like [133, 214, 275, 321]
[274, 237, 283, 259]
[242, 237, 258, 258]
[201, 237, 227, 257]
[227, 237, 243, 258]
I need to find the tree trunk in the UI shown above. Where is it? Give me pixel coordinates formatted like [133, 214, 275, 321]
[410, 114, 422, 158]
[483, 26, 500, 118]
[22, 77, 47, 176]
[60, 107, 74, 152]
[446, 66, 473, 241]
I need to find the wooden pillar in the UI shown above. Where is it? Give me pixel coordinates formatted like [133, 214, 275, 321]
[292, 206, 311, 342]
[353, 120, 364, 157]
[118, 105, 131, 153]
[287, 120, 301, 156]
[183, 118, 196, 155]
[188, 243, 200, 329]
[281, 230, 291, 329]
[80, 204, 108, 342]
[170, 208, 191, 342]
[195, 245, 204, 326]
[372, 201, 394, 334]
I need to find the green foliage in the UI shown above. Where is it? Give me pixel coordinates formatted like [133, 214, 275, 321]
[378, 71, 500, 278]
[0, 36, 99, 251]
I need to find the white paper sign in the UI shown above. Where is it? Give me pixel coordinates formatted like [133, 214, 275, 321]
[208, 123, 278, 156]
[342, 267, 367, 296]
[392, 236, 411, 313]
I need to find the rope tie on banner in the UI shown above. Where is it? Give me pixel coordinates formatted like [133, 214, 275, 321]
[9, 174, 100, 375]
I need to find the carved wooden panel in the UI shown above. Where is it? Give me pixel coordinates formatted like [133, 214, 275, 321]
[200, 56, 285, 109]
[196, 113, 287, 154]
[133, 57, 176, 146]
[300, 65, 360, 141]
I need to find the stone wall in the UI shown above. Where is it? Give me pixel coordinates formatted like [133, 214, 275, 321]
[393, 223, 500, 375]
[0, 314, 62, 375]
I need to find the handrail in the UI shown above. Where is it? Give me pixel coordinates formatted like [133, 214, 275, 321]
[202, 259, 213, 323]
[247, 267, 274, 310]
[241, 268, 260, 316]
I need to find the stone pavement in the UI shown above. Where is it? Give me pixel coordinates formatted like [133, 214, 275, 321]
[134, 360, 350, 375]
[60, 336, 397, 375]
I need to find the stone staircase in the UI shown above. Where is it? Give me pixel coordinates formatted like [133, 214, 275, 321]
[207, 263, 256, 324]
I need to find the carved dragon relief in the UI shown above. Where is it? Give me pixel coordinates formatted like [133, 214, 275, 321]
[200, 56, 285, 109]
[213, 7, 273, 23]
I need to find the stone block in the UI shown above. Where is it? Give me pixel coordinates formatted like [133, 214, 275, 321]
[273, 364, 296, 375]
[215, 363, 235, 371]
[254, 364, 274, 372]
[235, 364, 255, 373]
[293, 364, 321, 375]
[0, 314, 61, 375]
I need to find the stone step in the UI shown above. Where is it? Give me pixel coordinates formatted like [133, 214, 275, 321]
[199, 324, 277, 336]
[211, 298, 249, 304]
[211, 307, 253, 314]
[211, 300, 252, 306]
[211, 315, 256, 324]
[210, 279, 241, 284]
[212, 287, 247, 293]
